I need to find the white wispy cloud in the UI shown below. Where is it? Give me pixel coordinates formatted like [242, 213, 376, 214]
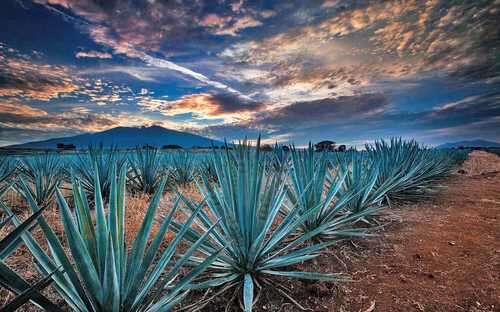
[75, 50, 112, 59]
[140, 53, 249, 98]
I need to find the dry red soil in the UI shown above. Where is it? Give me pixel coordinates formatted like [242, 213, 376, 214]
[326, 151, 500, 312]
[267, 151, 500, 312]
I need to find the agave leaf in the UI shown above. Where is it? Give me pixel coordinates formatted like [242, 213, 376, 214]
[16, 153, 63, 208]
[127, 147, 167, 195]
[124, 177, 167, 296]
[243, 274, 254, 312]
[56, 188, 103, 303]
[14, 180, 93, 309]
[0, 199, 63, 312]
[0, 265, 63, 312]
[260, 270, 346, 281]
[147, 246, 224, 311]
[0, 203, 48, 259]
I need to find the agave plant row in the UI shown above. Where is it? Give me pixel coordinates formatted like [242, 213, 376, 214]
[0, 138, 466, 311]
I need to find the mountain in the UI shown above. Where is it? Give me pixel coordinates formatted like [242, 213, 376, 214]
[5, 126, 225, 149]
[437, 139, 500, 149]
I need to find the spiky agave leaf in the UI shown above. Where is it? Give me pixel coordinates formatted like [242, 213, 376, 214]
[197, 153, 218, 182]
[267, 143, 291, 174]
[168, 151, 196, 185]
[16, 153, 63, 208]
[287, 144, 378, 240]
[127, 147, 168, 195]
[72, 144, 126, 203]
[366, 138, 455, 203]
[0, 186, 62, 311]
[13, 163, 221, 312]
[0, 156, 16, 189]
[172, 138, 345, 312]
[333, 151, 387, 214]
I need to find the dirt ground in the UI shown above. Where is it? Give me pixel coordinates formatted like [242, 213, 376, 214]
[274, 151, 500, 312]
[326, 151, 500, 311]
[2, 151, 499, 311]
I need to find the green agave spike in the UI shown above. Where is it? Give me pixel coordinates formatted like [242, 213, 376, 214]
[174, 138, 343, 312]
[15, 160, 220, 312]
[0, 191, 62, 311]
[127, 147, 168, 195]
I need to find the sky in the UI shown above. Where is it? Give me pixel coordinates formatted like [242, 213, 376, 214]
[0, 0, 499, 147]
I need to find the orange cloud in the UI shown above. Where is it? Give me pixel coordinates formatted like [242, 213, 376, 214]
[0, 51, 80, 101]
[139, 93, 263, 121]
[0, 101, 48, 117]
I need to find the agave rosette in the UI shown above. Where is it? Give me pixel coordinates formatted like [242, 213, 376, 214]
[366, 138, 454, 203]
[287, 144, 378, 240]
[72, 145, 126, 203]
[16, 153, 63, 208]
[173, 139, 345, 311]
[8, 165, 220, 311]
[127, 147, 168, 195]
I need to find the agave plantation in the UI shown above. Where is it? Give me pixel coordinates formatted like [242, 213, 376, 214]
[0, 138, 468, 311]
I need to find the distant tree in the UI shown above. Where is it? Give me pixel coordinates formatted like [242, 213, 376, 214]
[162, 144, 182, 149]
[337, 144, 346, 152]
[282, 145, 290, 152]
[314, 140, 336, 152]
[260, 144, 273, 152]
[56, 143, 76, 151]
[142, 144, 156, 150]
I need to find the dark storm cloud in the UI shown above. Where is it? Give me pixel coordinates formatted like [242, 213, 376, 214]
[406, 91, 500, 135]
[310, 91, 500, 144]
[208, 93, 264, 114]
[201, 92, 390, 141]
[202, 90, 500, 145]
[255, 93, 389, 129]
[0, 126, 54, 146]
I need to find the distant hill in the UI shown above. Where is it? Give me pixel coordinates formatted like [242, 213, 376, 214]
[437, 140, 500, 149]
[5, 126, 225, 150]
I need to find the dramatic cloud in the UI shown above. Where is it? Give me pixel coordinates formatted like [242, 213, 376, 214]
[0, 45, 80, 101]
[220, 0, 500, 103]
[0, 100, 116, 133]
[200, 14, 264, 36]
[0, 0, 498, 145]
[139, 92, 264, 122]
[202, 90, 500, 145]
[0, 100, 47, 117]
[256, 93, 390, 129]
[33, 0, 251, 95]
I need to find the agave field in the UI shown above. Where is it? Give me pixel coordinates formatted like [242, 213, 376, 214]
[0, 138, 468, 311]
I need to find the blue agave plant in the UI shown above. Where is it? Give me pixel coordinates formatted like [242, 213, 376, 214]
[173, 139, 344, 311]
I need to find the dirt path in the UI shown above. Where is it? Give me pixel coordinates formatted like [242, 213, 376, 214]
[320, 151, 500, 311]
